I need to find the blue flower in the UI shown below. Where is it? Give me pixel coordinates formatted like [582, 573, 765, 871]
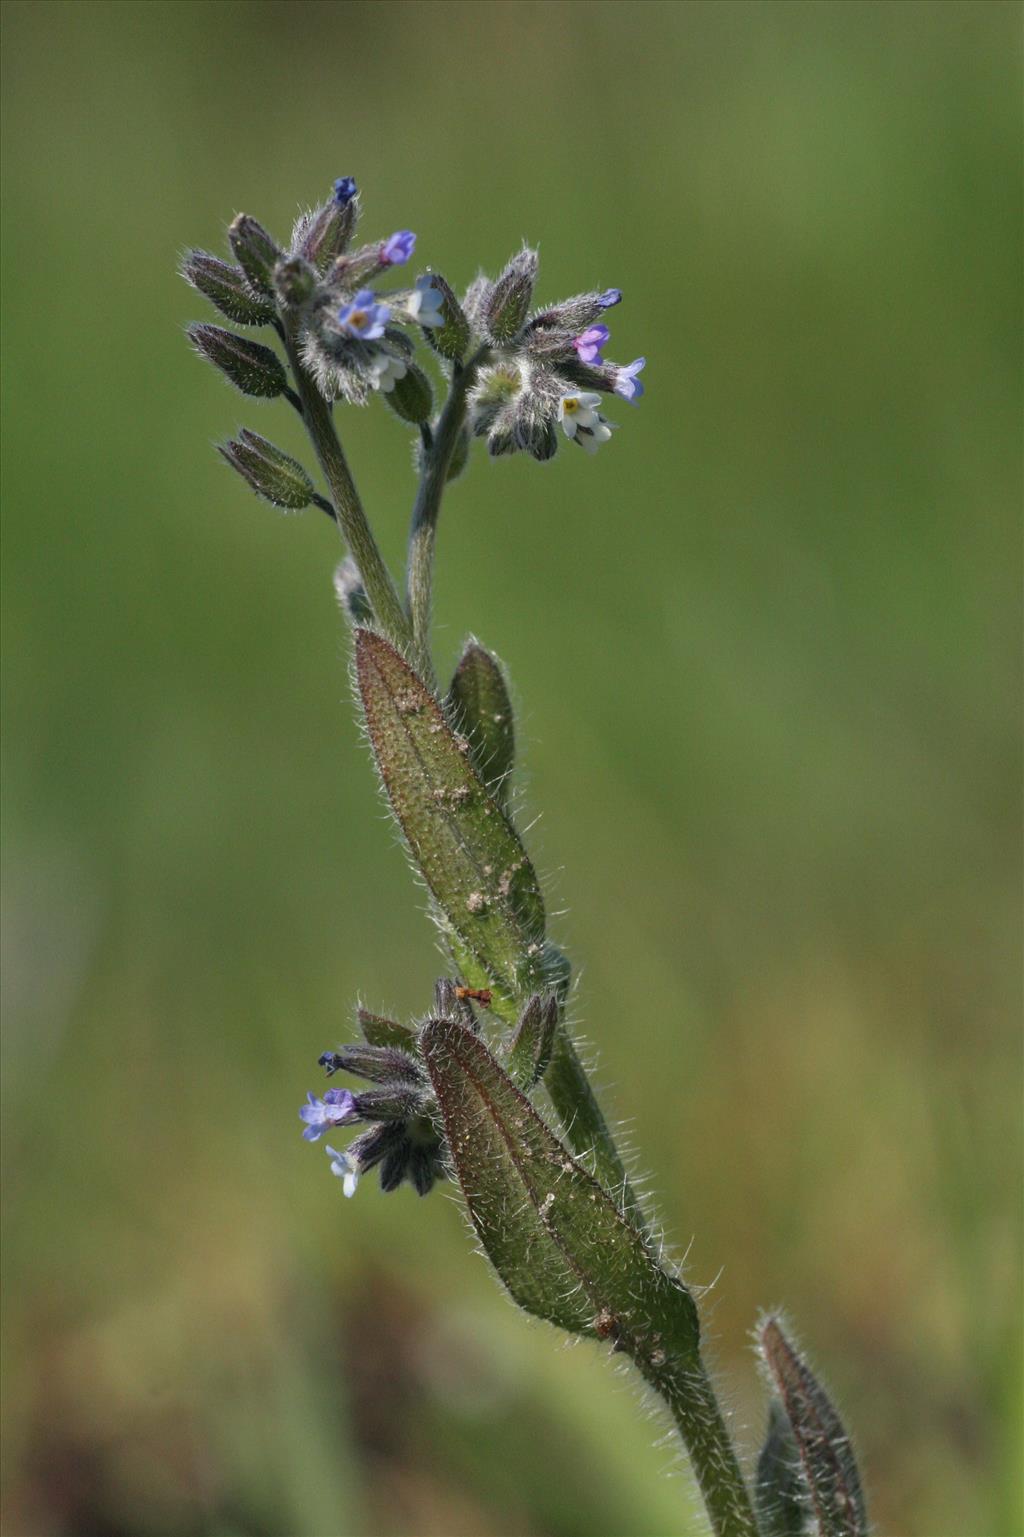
[325, 1143, 360, 1197]
[613, 357, 646, 403]
[573, 324, 610, 365]
[299, 1087, 357, 1142]
[598, 288, 622, 309]
[413, 275, 445, 327]
[380, 230, 416, 267]
[333, 176, 358, 207]
[337, 289, 389, 340]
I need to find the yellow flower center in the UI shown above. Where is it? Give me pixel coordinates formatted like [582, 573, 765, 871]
[563, 397, 579, 415]
[350, 310, 367, 328]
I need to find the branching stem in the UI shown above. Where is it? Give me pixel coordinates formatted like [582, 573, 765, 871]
[405, 353, 481, 680]
[281, 319, 412, 653]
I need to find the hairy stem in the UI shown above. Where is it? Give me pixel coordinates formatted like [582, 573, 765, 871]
[636, 1351, 760, 1537]
[281, 321, 412, 652]
[405, 358, 476, 680]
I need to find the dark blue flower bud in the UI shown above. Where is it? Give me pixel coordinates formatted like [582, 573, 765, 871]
[334, 175, 358, 207]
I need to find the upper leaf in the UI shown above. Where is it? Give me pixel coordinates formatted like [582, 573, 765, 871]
[356, 631, 545, 1019]
[445, 640, 515, 805]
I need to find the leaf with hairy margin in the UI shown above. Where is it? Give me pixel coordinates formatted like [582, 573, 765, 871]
[356, 630, 545, 1019]
[421, 1016, 699, 1361]
[446, 640, 516, 806]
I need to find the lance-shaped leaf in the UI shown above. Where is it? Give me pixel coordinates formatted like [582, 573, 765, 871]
[188, 323, 288, 398]
[504, 993, 558, 1089]
[446, 640, 515, 804]
[357, 1008, 417, 1052]
[421, 1017, 700, 1363]
[757, 1316, 867, 1537]
[756, 1400, 807, 1537]
[180, 250, 275, 325]
[356, 631, 545, 1018]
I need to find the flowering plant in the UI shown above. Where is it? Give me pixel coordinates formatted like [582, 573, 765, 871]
[183, 178, 866, 1537]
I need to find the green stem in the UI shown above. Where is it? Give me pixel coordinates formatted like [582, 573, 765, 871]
[281, 321, 412, 653]
[405, 357, 477, 680]
[636, 1350, 760, 1537]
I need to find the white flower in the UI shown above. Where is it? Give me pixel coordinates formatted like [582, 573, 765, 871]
[558, 392, 615, 453]
[367, 351, 409, 394]
[406, 275, 445, 329]
[326, 1144, 360, 1198]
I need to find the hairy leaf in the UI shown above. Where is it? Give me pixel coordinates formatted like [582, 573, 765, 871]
[446, 640, 515, 804]
[421, 1017, 700, 1363]
[356, 631, 545, 1018]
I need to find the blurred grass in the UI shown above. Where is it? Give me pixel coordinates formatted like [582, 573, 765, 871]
[1, 1, 1020, 1533]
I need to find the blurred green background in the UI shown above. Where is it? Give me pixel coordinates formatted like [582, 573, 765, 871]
[2, 2, 1020, 1533]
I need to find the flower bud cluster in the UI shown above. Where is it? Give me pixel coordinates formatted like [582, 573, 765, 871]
[274, 181, 447, 407]
[463, 249, 646, 460]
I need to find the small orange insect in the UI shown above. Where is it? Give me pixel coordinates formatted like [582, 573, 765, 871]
[454, 986, 492, 1007]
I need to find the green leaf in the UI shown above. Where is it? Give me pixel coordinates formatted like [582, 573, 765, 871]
[757, 1317, 867, 1537]
[504, 993, 558, 1089]
[358, 1008, 417, 1052]
[446, 640, 515, 805]
[421, 1016, 700, 1364]
[356, 631, 545, 1019]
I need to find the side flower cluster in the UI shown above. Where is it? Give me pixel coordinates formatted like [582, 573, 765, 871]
[299, 999, 451, 1198]
[464, 250, 646, 460]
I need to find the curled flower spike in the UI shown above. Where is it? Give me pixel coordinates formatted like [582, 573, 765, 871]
[333, 176, 358, 208]
[558, 392, 614, 453]
[613, 357, 646, 403]
[573, 325, 610, 365]
[337, 289, 389, 340]
[299, 1088, 358, 1141]
[380, 230, 416, 266]
[325, 1144, 360, 1198]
